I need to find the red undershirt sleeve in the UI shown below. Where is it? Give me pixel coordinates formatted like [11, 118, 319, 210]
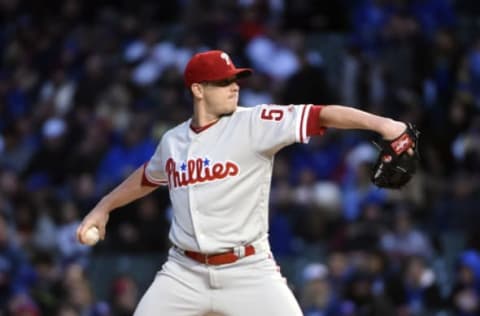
[306, 105, 326, 136]
[141, 162, 162, 187]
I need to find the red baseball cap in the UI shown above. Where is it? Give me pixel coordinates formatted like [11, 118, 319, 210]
[184, 50, 253, 87]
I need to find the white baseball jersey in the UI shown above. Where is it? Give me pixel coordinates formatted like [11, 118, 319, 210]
[143, 104, 324, 254]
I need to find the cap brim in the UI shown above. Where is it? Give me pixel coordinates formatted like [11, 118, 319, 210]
[234, 68, 253, 79]
[207, 68, 253, 82]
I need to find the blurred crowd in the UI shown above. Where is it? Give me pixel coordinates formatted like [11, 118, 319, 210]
[1, 0, 480, 315]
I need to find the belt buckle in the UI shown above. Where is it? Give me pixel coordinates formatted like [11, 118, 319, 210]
[234, 246, 246, 258]
[204, 254, 209, 265]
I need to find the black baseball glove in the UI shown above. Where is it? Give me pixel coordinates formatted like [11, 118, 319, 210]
[371, 123, 420, 189]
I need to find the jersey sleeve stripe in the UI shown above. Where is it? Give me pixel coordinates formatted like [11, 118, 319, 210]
[299, 104, 311, 143]
[295, 106, 302, 143]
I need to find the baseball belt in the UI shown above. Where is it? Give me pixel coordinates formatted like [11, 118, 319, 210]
[183, 244, 256, 265]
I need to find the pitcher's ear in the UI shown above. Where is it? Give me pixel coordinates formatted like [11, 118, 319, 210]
[191, 83, 204, 98]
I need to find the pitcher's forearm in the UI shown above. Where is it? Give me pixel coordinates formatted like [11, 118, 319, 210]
[319, 105, 404, 139]
[97, 165, 158, 213]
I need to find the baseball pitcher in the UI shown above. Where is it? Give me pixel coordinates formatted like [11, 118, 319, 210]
[77, 50, 418, 315]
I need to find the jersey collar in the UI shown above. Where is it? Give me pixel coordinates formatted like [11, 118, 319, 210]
[189, 119, 219, 134]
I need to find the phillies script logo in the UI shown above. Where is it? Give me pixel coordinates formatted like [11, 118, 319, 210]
[165, 157, 239, 188]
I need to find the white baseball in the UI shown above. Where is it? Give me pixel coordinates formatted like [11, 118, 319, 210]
[83, 226, 100, 246]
